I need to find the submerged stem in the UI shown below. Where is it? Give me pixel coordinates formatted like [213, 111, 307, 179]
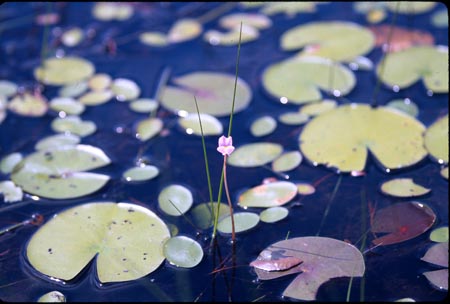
[223, 155, 235, 242]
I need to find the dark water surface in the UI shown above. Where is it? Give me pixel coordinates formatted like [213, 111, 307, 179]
[0, 2, 448, 302]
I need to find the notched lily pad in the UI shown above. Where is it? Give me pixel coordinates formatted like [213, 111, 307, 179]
[424, 114, 448, 164]
[163, 236, 203, 268]
[380, 178, 431, 197]
[158, 184, 193, 216]
[371, 201, 436, 246]
[252, 236, 365, 301]
[34, 57, 95, 86]
[228, 142, 283, 168]
[299, 104, 427, 173]
[26, 202, 170, 283]
[238, 181, 297, 208]
[11, 145, 111, 199]
[160, 72, 252, 117]
[263, 56, 355, 104]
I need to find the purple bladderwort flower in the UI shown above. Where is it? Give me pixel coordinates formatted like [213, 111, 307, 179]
[217, 135, 235, 156]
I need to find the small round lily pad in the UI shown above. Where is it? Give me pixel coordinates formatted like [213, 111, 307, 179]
[424, 114, 448, 164]
[111, 78, 141, 101]
[50, 97, 86, 115]
[0, 80, 18, 98]
[34, 57, 95, 86]
[37, 291, 66, 302]
[190, 202, 230, 230]
[217, 212, 260, 234]
[250, 116, 277, 137]
[380, 178, 431, 197]
[8, 93, 48, 117]
[139, 32, 169, 47]
[158, 184, 193, 216]
[78, 90, 113, 106]
[129, 98, 159, 113]
[0, 180, 23, 203]
[278, 112, 310, 125]
[296, 182, 316, 195]
[35, 133, 81, 150]
[163, 236, 203, 268]
[179, 113, 223, 136]
[59, 81, 89, 98]
[61, 27, 84, 47]
[88, 74, 112, 91]
[51, 116, 97, 137]
[228, 142, 283, 168]
[0, 152, 23, 174]
[167, 18, 203, 43]
[386, 99, 419, 117]
[123, 165, 159, 182]
[299, 100, 337, 116]
[238, 181, 298, 208]
[136, 117, 163, 141]
[272, 151, 303, 172]
[260, 206, 289, 223]
[430, 227, 449, 243]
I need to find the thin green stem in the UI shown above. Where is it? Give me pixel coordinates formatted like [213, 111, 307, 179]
[227, 22, 242, 137]
[212, 168, 225, 240]
[316, 175, 342, 236]
[223, 155, 235, 242]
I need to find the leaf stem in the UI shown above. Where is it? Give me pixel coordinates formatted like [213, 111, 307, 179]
[223, 155, 235, 242]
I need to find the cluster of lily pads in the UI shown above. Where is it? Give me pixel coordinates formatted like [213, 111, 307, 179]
[0, 1, 448, 302]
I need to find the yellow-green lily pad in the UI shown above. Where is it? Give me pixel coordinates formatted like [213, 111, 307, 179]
[158, 184, 193, 216]
[0, 80, 18, 98]
[0, 152, 23, 174]
[250, 116, 277, 137]
[35, 133, 80, 151]
[386, 98, 419, 117]
[167, 18, 202, 43]
[179, 113, 223, 136]
[238, 181, 298, 208]
[260, 206, 289, 223]
[278, 112, 310, 125]
[26, 202, 170, 283]
[380, 178, 431, 197]
[430, 227, 449, 243]
[299, 99, 337, 116]
[58, 81, 88, 98]
[34, 57, 95, 86]
[49, 97, 86, 115]
[204, 24, 260, 46]
[260, 2, 319, 17]
[377, 46, 448, 93]
[441, 166, 448, 179]
[136, 117, 163, 142]
[227, 142, 283, 168]
[281, 21, 375, 62]
[11, 145, 111, 199]
[78, 90, 113, 106]
[88, 73, 112, 91]
[51, 116, 97, 137]
[272, 151, 303, 172]
[123, 165, 159, 182]
[296, 182, 316, 195]
[8, 92, 48, 117]
[262, 56, 355, 104]
[61, 27, 84, 47]
[163, 236, 203, 268]
[300, 104, 427, 173]
[218, 212, 260, 234]
[37, 291, 66, 302]
[139, 32, 168, 47]
[111, 78, 141, 102]
[160, 72, 252, 117]
[219, 13, 272, 30]
[92, 2, 134, 21]
[190, 202, 230, 230]
[129, 98, 159, 113]
[424, 114, 448, 164]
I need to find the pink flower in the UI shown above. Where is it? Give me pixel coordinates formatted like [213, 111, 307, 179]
[217, 135, 235, 156]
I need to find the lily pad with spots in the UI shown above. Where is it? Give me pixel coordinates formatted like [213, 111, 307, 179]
[299, 104, 427, 173]
[281, 21, 375, 62]
[227, 142, 283, 168]
[376, 46, 448, 93]
[238, 181, 297, 208]
[26, 202, 170, 283]
[424, 114, 448, 164]
[160, 72, 252, 117]
[11, 145, 111, 199]
[380, 178, 431, 198]
[252, 236, 365, 301]
[34, 57, 95, 86]
[371, 202, 436, 246]
[262, 56, 355, 104]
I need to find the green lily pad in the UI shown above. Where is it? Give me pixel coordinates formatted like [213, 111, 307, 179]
[163, 236, 203, 268]
[227, 142, 283, 168]
[278, 112, 310, 125]
[252, 236, 365, 301]
[59, 81, 89, 98]
[35, 133, 80, 151]
[262, 56, 355, 104]
[386, 98, 419, 117]
[61, 27, 84, 47]
[49, 97, 86, 115]
[92, 2, 134, 21]
[380, 178, 431, 197]
[430, 227, 449, 243]
[179, 113, 223, 136]
[37, 291, 66, 302]
[385, 2, 436, 14]
[281, 21, 375, 62]
[111, 78, 141, 101]
[260, 206, 289, 223]
[8, 92, 48, 117]
[26, 202, 170, 283]
[260, 2, 319, 17]
[139, 32, 168, 47]
[34, 57, 95, 86]
[299, 104, 427, 173]
[217, 212, 260, 234]
[123, 165, 159, 182]
[136, 117, 163, 141]
[190, 202, 230, 230]
[0, 180, 23, 203]
[78, 90, 113, 106]
[424, 114, 448, 164]
[11, 144, 111, 199]
[204, 24, 260, 46]
[0, 80, 18, 98]
[158, 184, 193, 216]
[51, 116, 97, 137]
[272, 151, 303, 172]
[431, 9, 448, 28]
[238, 181, 298, 208]
[0, 152, 23, 174]
[441, 166, 448, 179]
[129, 98, 159, 113]
[296, 182, 316, 195]
[299, 99, 337, 116]
[160, 72, 252, 117]
[250, 116, 277, 137]
[88, 73, 112, 91]
[219, 13, 272, 30]
[167, 18, 202, 43]
[421, 242, 448, 291]
[377, 46, 448, 93]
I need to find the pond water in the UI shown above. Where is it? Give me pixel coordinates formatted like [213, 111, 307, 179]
[0, 2, 448, 302]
